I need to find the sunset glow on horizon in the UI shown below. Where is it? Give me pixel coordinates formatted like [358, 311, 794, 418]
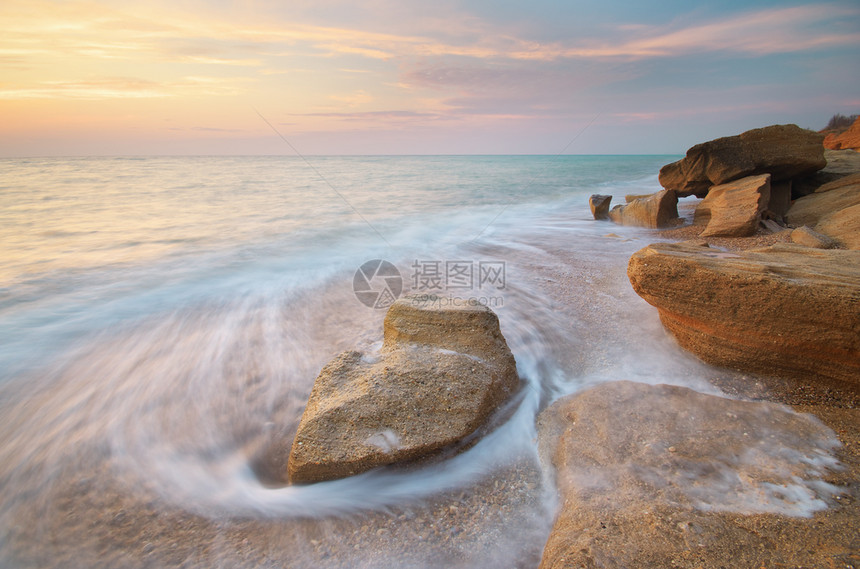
[2, 0, 859, 156]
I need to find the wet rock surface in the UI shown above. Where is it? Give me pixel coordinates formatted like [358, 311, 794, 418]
[537, 381, 857, 569]
[588, 194, 612, 220]
[286, 296, 520, 484]
[607, 189, 679, 228]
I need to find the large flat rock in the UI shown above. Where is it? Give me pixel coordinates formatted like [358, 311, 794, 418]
[627, 242, 860, 386]
[286, 296, 520, 484]
[537, 381, 849, 569]
[659, 124, 825, 197]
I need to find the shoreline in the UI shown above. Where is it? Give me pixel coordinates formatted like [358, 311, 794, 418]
[1, 148, 857, 568]
[534, 217, 860, 568]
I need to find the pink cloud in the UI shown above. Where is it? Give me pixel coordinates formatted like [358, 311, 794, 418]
[567, 4, 860, 59]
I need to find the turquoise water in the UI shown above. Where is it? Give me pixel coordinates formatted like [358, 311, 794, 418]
[4, 155, 834, 569]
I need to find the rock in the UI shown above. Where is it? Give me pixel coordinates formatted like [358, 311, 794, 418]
[608, 189, 679, 228]
[786, 178, 860, 227]
[819, 149, 860, 176]
[693, 174, 770, 237]
[286, 295, 520, 484]
[680, 238, 711, 248]
[767, 179, 792, 220]
[659, 125, 826, 197]
[816, 203, 860, 250]
[792, 150, 860, 197]
[760, 218, 786, 234]
[537, 381, 842, 569]
[589, 194, 612, 220]
[815, 171, 860, 193]
[624, 193, 651, 203]
[627, 242, 860, 386]
[790, 225, 836, 249]
[823, 116, 860, 150]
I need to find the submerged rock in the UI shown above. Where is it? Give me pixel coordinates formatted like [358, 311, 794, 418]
[627, 242, 860, 386]
[589, 194, 612, 220]
[659, 124, 826, 197]
[286, 295, 520, 484]
[607, 189, 679, 228]
[537, 381, 843, 569]
[694, 173, 771, 237]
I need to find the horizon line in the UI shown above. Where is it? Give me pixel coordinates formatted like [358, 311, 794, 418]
[0, 152, 686, 160]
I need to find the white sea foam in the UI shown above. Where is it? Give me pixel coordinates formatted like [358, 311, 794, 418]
[0, 155, 843, 568]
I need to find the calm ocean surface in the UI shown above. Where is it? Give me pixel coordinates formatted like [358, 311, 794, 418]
[1, 155, 834, 568]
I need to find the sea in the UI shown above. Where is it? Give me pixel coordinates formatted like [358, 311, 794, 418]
[0, 155, 841, 568]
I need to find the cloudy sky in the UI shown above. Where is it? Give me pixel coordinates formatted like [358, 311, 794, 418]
[2, 0, 859, 156]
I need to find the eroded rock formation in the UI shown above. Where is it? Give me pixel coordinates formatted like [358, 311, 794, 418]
[693, 174, 771, 237]
[659, 124, 826, 197]
[627, 242, 860, 386]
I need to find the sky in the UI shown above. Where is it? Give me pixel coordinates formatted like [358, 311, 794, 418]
[1, 0, 859, 156]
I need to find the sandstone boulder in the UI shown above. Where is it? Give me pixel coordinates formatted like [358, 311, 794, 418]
[659, 125, 826, 197]
[608, 189, 679, 228]
[815, 171, 860, 194]
[627, 242, 860, 386]
[816, 203, 860, 250]
[624, 193, 651, 203]
[537, 381, 844, 569]
[786, 177, 860, 227]
[792, 150, 860, 197]
[790, 225, 836, 249]
[693, 174, 770, 237]
[589, 194, 612, 220]
[286, 295, 520, 484]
